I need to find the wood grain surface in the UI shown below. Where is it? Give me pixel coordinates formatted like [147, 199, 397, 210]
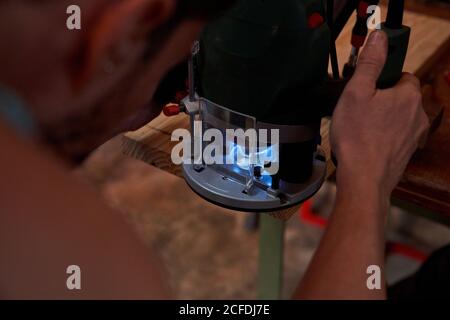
[332, 4, 450, 78]
[394, 52, 450, 217]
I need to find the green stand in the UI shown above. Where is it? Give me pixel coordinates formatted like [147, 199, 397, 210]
[257, 214, 286, 300]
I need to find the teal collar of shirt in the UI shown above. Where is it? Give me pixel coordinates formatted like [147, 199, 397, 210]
[0, 87, 36, 137]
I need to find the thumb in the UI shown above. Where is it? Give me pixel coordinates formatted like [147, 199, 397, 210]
[352, 31, 388, 91]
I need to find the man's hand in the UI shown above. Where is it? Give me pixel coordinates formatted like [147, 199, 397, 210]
[296, 31, 430, 300]
[331, 31, 430, 200]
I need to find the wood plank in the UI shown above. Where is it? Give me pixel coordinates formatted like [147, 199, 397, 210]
[123, 8, 450, 220]
[393, 50, 450, 218]
[332, 5, 450, 79]
[404, 0, 450, 21]
[122, 114, 188, 178]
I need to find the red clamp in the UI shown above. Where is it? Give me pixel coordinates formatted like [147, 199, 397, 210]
[163, 103, 181, 117]
[307, 13, 324, 29]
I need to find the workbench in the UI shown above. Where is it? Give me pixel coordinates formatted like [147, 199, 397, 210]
[122, 6, 450, 299]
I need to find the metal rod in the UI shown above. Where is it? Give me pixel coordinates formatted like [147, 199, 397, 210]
[327, 0, 340, 79]
[258, 214, 285, 300]
[332, 0, 359, 41]
[188, 41, 199, 102]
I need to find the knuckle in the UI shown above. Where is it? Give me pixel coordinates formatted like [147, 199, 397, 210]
[409, 74, 421, 86]
[400, 88, 422, 111]
[402, 72, 420, 84]
[421, 113, 431, 129]
[409, 87, 422, 102]
[422, 124, 430, 136]
[343, 85, 365, 101]
[414, 111, 430, 136]
[399, 80, 422, 101]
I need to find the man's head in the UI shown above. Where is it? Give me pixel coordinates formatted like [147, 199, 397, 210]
[0, 0, 234, 161]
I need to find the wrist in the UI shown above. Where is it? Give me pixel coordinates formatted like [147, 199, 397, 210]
[336, 158, 391, 196]
[335, 164, 391, 219]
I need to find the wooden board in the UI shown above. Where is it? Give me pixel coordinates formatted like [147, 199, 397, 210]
[123, 8, 450, 220]
[405, 0, 450, 21]
[332, 5, 450, 78]
[123, 114, 187, 179]
[393, 51, 450, 218]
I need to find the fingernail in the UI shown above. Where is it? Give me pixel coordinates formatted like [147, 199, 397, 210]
[367, 31, 384, 45]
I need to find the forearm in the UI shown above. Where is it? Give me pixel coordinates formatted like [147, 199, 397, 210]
[294, 29, 428, 300]
[294, 169, 389, 300]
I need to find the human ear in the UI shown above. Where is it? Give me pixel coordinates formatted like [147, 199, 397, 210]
[74, 0, 176, 88]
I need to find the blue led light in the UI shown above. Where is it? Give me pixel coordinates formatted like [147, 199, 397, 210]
[226, 143, 278, 175]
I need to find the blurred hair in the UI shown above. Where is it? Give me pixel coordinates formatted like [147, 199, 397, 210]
[146, 0, 237, 110]
[21, 0, 236, 19]
[180, 0, 237, 20]
[143, 0, 237, 60]
[18, 0, 237, 60]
